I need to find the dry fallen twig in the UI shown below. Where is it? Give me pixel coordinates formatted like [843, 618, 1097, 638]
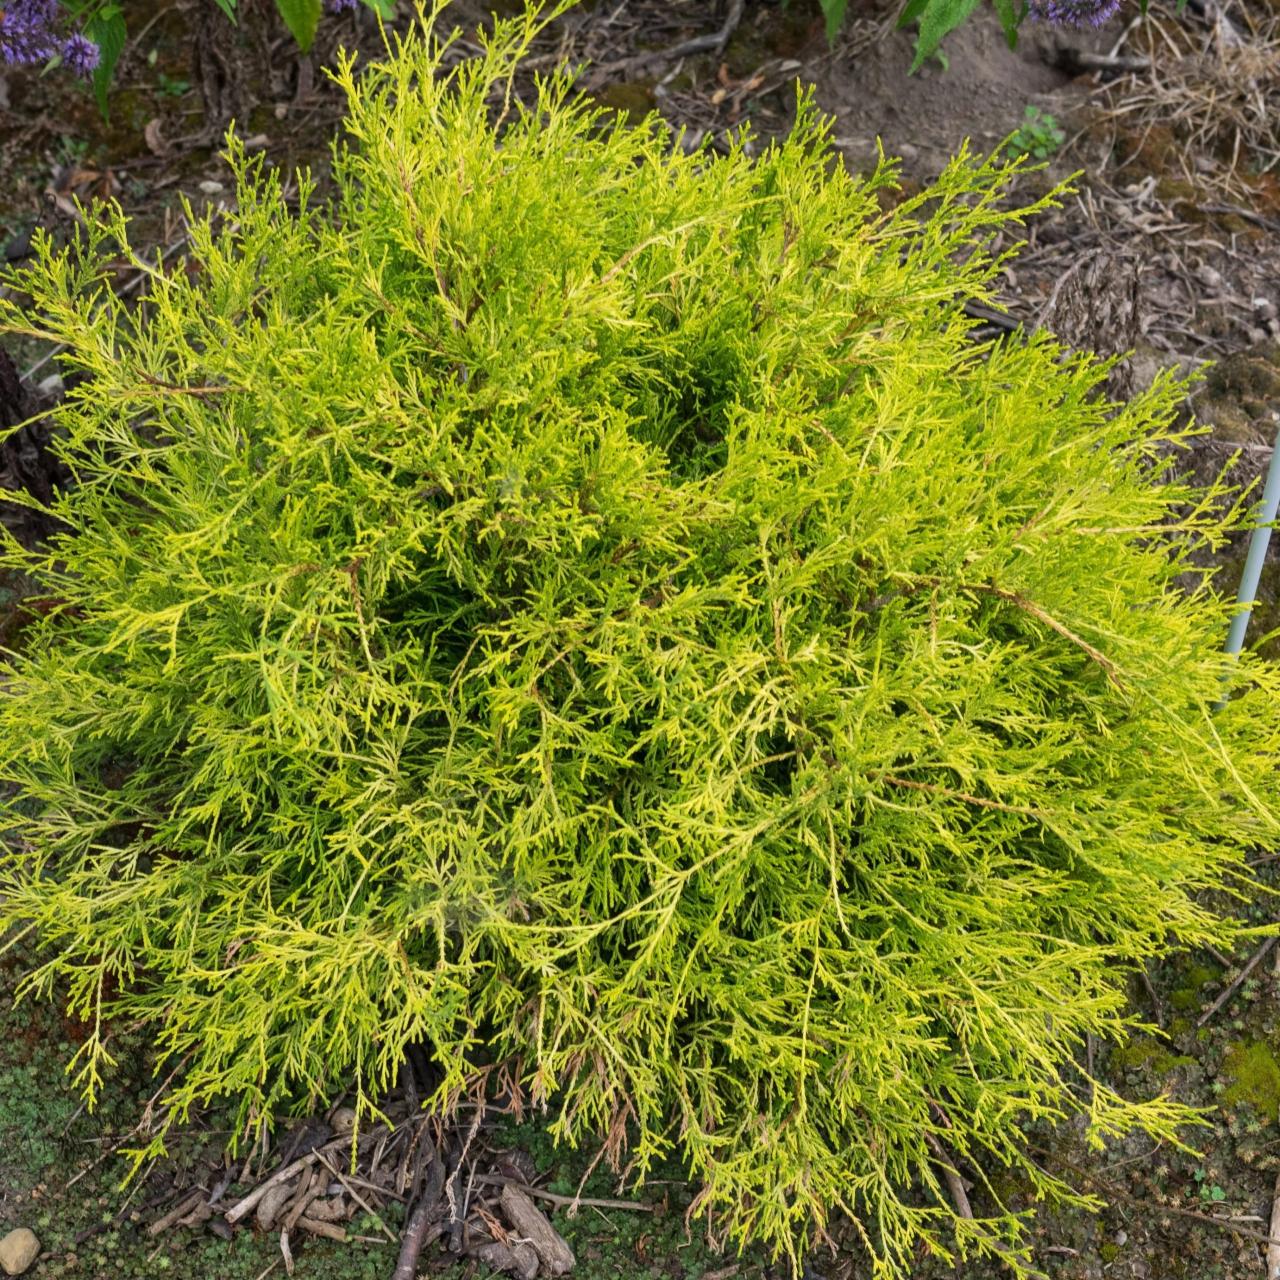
[224, 1137, 353, 1226]
[611, 0, 746, 71]
[1040, 1147, 1280, 1249]
[472, 1174, 656, 1214]
[313, 1150, 400, 1243]
[146, 1188, 207, 1237]
[500, 1184, 576, 1276]
[1268, 1166, 1280, 1280]
[392, 1133, 446, 1280]
[1197, 936, 1278, 1028]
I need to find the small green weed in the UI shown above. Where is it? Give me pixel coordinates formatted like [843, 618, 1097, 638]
[1192, 1167, 1227, 1204]
[157, 72, 190, 97]
[1007, 105, 1066, 160]
[51, 134, 91, 169]
[144, 49, 191, 97]
[145, 47, 189, 95]
[0, 1063, 77, 1176]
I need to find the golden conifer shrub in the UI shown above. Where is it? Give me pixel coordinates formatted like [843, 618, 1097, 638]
[2, 8, 1278, 1275]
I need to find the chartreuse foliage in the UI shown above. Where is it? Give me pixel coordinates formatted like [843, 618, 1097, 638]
[1, 6, 1279, 1274]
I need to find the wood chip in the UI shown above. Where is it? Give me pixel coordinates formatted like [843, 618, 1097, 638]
[282, 1169, 324, 1233]
[143, 118, 169, 157]
[476, 1239, 540, 1280]
[224, 1140, 349, 1225]
[500, 1184, 576, 1275]
[148, 1188, 206, 1237]
[177, 1201, 215, 1229]
[296, 1215, 347, 1242]
[303, 1196, 347, 1223]
[313, 1150, 399, 1242]
[256, 1181, 297, 1232]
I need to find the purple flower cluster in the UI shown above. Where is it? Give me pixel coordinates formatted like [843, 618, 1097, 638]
[0, 0, 58, 64]
[1028, 0, 1122, 26]
[326, 0, 359, 13]
[0, 0, 99, 75]
[61, 29, 99, 74]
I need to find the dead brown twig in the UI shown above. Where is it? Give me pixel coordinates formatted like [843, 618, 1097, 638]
[471, 1174, 656, 1214]
[1037, 1146, 1280, 1249]
[1196, 935, 1278, 1028]
[147, 1187, 207, 1237]
[601, 0, 746, 73]
[135, 371, 243, 397]
[924, 1133, 1048, 1279]
[923, 1132, 973, 1219]
[1267, 1166, 1280, 1280]
[877, 774, 1046, 820]
[223, 1136, 355, 1226]
[392, 1133, 446, 1280]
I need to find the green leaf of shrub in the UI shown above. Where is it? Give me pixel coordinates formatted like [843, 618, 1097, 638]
[908, 0, 982, 70]
[273, 0, 322, 52]
[992, 0, 1022, 47]
[897, 0, 932, 27]
[819, 0, 849, 41]
[84, 4, 126, 116]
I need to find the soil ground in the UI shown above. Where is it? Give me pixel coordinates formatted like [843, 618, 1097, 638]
[2, 0, 1280, 1277]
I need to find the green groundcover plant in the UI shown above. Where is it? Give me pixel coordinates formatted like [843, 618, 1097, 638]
[2, 5, 1279, 1274]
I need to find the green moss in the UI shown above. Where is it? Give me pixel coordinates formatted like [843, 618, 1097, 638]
[1222, 1041, 1280, 1121]
[986, 1170, 1034, 1207]
[1098, 1242, 1121, 1263]
[1109, 1035, 1195, 1075]
[589, 81, 657, 125]
[724, 0, 817, 74]
[1170, 962, 1222, 1011]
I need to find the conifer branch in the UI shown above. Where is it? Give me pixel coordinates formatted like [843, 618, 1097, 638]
[876, 774, 1046, 819]
[904, 574, 1124, 688]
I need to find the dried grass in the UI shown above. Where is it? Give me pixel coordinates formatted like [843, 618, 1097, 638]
[1089, 0, 1280, 201]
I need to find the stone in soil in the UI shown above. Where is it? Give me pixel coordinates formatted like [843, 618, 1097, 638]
[0, 1228, 40, 1277]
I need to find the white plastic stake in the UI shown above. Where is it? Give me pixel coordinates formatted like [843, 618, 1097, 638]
[1219, 413, 1280, 707]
